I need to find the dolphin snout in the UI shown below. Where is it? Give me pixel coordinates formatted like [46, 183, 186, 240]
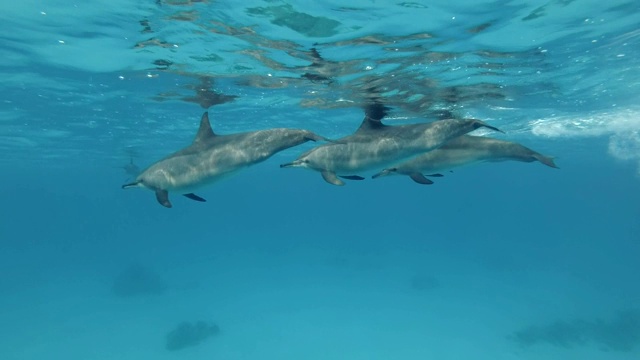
[280, 159, 304, 168]
[122, 181, 140, 189]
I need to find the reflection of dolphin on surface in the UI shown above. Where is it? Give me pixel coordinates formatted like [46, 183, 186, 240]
[280, 105, 503, 185]
[120, 157, 141, 178]
[122, 111, 328, 208]
[372, 135, 558, 184]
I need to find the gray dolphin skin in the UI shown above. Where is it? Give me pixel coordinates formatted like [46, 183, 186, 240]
[372, 135, 558, 184]
[280, 115, 503, 185]
[122, 111, 327, 208]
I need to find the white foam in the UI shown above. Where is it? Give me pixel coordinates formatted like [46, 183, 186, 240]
[530, 109, 640, 175]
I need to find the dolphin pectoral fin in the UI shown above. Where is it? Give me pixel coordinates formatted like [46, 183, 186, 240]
[321, 171, 345, 186]
[183, 193, 207, 202]
[427, 173, 444, 177]
[339, 175, 365, 181]
[372, 168, 396, 179]
[409, 173, 434, 185]
[155, 189, 172, 208]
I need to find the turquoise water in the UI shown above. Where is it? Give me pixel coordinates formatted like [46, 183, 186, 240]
[1, 0, 640, 359]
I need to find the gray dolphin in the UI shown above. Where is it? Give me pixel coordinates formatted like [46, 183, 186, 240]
[372, 135, 558, 184]
[280, 114, 502, 185]
[122, 111, 327, 208]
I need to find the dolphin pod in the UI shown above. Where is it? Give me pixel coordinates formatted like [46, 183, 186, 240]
[279, 110, 503, 185]
[123, 109, 557, 207]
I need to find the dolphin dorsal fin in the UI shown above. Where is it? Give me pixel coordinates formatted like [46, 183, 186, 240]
[193, 111, 216, 144]
[355, 103, 389, 134]
[355, 115, 387, 133]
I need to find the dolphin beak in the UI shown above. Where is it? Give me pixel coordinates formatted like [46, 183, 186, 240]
[280, 161, 298, 168]
[122, 181, 140, 189]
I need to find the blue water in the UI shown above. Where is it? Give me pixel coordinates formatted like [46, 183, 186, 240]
[1, 1, 640, 359]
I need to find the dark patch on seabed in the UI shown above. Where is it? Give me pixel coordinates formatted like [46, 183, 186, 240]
[111, 264, 166, 297]
[510, 310, 640, 352]
[410, 274, 440, 291]
[165, 321, 220, 351]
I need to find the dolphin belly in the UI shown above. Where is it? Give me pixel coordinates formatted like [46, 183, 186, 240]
[308, 140, 424, 175]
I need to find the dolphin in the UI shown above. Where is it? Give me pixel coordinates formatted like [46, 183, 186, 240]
[280, 112, 503, 186]
[122, 111, 327, 208]
[372, 135, 558, 184]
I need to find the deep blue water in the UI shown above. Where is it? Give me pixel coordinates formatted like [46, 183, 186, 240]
[1, 1, 640, 359]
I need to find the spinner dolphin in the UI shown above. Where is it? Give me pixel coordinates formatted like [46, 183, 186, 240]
[123, 111, 327, 207]
[372, 135, 558, 184]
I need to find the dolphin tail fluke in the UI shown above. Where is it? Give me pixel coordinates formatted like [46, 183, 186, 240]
[155, 189, 172, 208]
[533, 153, 559, 169]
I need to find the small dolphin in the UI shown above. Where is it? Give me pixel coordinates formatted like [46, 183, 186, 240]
[280, 111, 502, 185]
[123, 111, 327, 208]
[372, 135, 558, 184]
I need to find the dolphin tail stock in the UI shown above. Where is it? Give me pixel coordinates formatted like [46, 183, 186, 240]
[532, 153, 559, 169]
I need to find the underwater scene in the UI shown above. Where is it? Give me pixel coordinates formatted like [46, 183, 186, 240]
[1, 0, 640, 359]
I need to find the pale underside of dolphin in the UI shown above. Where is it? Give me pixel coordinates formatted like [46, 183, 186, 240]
[122, 111, 327, 208]
[372, 135, 558, 184]
[280, 114, 503, 185]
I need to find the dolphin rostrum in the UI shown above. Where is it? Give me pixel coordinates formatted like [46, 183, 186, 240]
[372, 135, 558, 184]
[122, 111, 327, 208]
[280, 110, 503, 186]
